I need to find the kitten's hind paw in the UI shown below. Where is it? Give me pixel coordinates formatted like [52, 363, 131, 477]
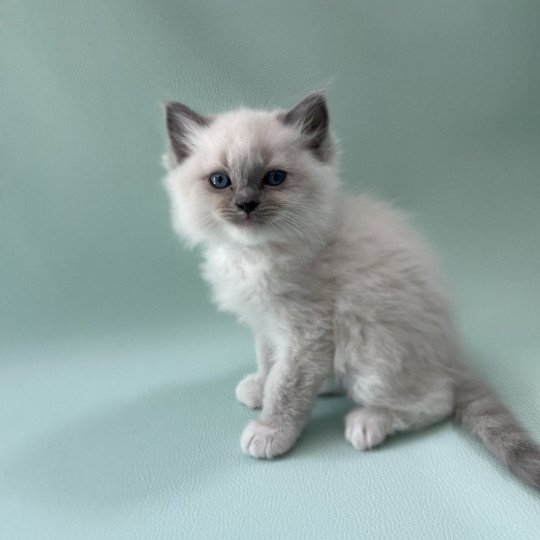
[235, 373, 264, 409]
[345, 407, 390, 451]
[241, 420, 296, 459]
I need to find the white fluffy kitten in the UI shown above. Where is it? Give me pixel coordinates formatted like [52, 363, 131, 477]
[163, 92, 539, 489]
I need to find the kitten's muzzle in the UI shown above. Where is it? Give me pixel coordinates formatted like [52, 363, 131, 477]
[236, 200, 259, 215]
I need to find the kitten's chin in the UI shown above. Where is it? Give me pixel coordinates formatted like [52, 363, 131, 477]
[224, 223, 273, 246]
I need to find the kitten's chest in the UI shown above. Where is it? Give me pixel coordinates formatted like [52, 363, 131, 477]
[202, 247, 280, 323]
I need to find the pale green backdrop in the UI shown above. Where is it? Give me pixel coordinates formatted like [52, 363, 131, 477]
[1, 1, 539, 538]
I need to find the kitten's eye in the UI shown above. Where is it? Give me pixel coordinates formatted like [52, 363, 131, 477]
[209, 172, 231, 189]
[264, 170, 287, 186]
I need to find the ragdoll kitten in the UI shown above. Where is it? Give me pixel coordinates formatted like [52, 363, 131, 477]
[163, 91, 539, 489]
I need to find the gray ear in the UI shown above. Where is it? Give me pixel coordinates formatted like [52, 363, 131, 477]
[165, 101, 209, 164]
[280, 91, 329, 159]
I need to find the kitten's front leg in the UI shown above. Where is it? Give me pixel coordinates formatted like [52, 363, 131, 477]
[241, 333, 333, 459]
[235, 335, 274, 409]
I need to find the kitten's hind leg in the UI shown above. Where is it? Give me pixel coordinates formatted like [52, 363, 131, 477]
[345, 401, 453, 451]
[345, 407, 392, 450]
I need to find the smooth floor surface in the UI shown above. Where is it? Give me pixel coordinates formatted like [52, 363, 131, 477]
[1, 320, 539, 539]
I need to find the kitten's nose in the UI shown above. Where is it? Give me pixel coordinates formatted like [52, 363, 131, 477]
[236, 200, 259, 214]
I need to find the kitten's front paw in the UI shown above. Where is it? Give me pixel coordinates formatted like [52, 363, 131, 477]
[240, 420, 296, 459]
[235, 373, 263, 409]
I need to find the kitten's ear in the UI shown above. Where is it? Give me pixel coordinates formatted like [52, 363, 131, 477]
[280, 91, 329, 160]
[164, 101, 209, 165]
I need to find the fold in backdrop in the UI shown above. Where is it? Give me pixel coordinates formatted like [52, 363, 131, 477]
[1, 1, 539, 539]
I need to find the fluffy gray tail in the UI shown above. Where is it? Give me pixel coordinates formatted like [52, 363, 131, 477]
[454, 378, 540, 489]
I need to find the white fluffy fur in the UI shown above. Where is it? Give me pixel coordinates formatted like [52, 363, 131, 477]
[162, 94, 540, 489]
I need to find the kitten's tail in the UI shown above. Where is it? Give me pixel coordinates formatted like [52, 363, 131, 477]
[454, 377, 540, 489]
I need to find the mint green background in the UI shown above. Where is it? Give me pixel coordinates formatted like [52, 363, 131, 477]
[1, 1, 539, 538]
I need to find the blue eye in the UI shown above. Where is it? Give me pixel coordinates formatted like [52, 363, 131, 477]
[264, 170, 287, 186]
[209, 172, 231, 189]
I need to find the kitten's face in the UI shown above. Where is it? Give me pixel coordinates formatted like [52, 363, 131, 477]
[163, 92, 339, 247]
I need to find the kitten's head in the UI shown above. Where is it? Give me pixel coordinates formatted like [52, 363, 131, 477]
[163, 92, 339, 247]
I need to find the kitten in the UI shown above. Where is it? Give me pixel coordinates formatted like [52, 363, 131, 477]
[162, 91, 540, 489]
